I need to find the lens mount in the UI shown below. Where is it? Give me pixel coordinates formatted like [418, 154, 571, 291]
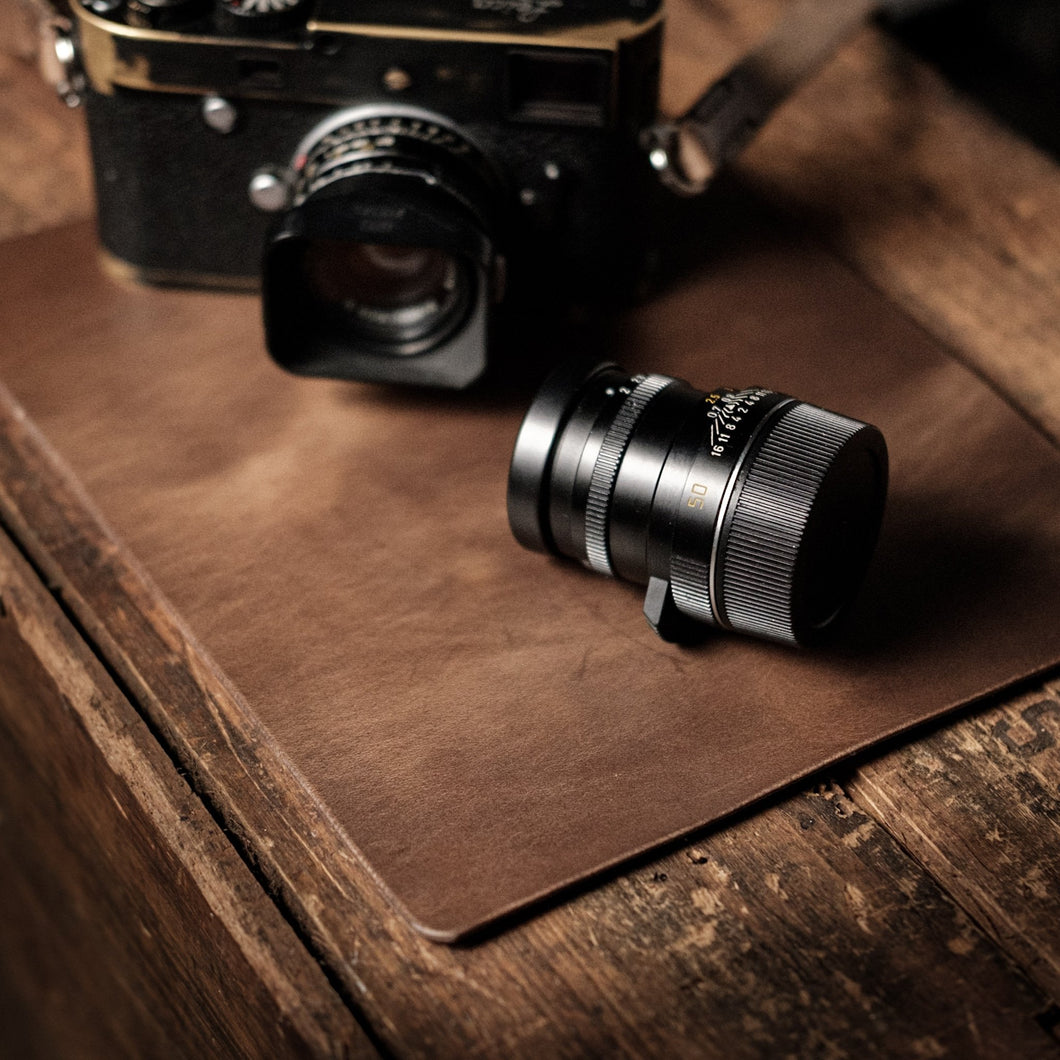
[508, 362, 889, 647]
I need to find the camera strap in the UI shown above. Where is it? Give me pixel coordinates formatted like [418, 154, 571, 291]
[646, 0, 948, 195]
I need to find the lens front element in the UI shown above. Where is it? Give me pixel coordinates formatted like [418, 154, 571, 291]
[301, 240, 472, 355]
[507, 362, 889, 647]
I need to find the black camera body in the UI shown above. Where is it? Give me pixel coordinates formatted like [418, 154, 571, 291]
[74, 0, 664, 386]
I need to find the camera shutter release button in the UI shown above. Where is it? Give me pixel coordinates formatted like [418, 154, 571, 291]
[248, 167, 292, 213]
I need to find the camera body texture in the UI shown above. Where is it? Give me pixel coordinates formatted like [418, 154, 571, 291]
[74, 0, 665, 387]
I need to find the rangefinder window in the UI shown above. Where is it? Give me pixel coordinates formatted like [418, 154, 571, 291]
[236, 58, 283, 89]
[506, 51, 611, 127]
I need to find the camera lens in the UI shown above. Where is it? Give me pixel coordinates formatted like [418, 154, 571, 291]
[508, 362, 888, 646]
[263, 106, 499, 388]
[300, 240, 473, 355]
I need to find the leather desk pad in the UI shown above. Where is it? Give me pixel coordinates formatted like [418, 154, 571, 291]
[2, 217, 1057, 940]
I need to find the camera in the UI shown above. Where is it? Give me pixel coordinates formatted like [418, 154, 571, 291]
[69, 0, 664, 387]
[508, 362, 889, 646]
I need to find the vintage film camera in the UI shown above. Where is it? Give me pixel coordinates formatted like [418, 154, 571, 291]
[61, 0, 882, 388]
[65, 0, 668, 387]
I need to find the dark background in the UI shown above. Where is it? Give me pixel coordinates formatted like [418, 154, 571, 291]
[890, 0, 1060, 159]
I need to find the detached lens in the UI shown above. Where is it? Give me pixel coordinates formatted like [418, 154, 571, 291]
[507, 362, 889, 646]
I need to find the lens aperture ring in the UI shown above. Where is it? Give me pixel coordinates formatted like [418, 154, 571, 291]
[584, 374, 674, 575]
[719, 402, 870, 644]
[296, 112, 480, 200]
[289, 106, 501, 237]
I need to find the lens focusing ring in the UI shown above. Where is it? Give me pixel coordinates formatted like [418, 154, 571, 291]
[584, 374, 674, 575]
[718, 402, 879, 644]
[290, 105, 495, 224]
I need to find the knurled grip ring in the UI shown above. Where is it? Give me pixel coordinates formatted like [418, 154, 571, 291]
[583, 374, 674, 574]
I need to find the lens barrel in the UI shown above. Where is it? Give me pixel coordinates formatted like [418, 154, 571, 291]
[507, 362, 889, 646]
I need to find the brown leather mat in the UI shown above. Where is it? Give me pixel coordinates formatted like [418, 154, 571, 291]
[1, 218, 1057, 941]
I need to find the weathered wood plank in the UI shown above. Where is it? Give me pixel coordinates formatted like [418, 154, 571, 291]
[0, 523, 373, 1058]
[493, 781, 1059, 1059]
[664, 0, 1060, 441]
[848, 682, 1060, 1003]
[0, 361, 1055, 1056]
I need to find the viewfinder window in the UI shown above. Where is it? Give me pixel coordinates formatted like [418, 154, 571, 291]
[506, 50, 610, 127]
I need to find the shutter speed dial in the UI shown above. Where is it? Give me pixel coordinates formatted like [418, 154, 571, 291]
[217, 0, 307, 33]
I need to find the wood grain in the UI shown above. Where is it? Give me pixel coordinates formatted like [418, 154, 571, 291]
[0, 329, 1055, 1055]
[666, 0, 1060, 443]
[1, 0, 1059, 1054]
[848, 683, 1060, 1003]
[0, 519, 372, 1057]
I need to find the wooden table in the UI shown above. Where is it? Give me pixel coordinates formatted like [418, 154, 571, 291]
[2, 1, 1059, 1055]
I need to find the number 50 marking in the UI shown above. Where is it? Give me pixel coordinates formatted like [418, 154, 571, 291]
[687, 483, 708, 510]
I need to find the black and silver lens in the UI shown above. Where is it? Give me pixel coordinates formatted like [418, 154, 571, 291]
[263, 106, 499, 389]
[508, 362, 889, 646]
